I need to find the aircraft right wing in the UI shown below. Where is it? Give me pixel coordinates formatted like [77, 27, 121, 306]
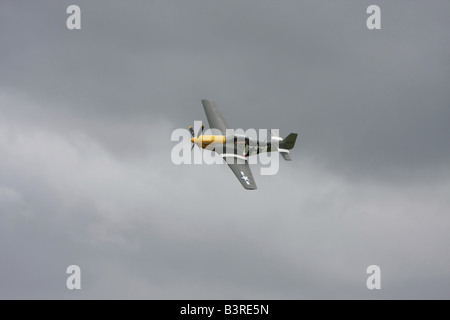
[222, 155, 257, 190]
[202, 99, 229, 135]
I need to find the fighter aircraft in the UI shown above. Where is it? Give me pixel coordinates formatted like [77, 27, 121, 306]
[189, 99, 298, 190]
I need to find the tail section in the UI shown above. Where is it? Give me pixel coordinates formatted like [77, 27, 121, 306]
[280, 133, 298, 150]
[280, 152, 292, 161]
[278, 133, 298, 161]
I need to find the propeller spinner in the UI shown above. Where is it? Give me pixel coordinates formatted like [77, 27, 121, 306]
[189, 124, 204, 149]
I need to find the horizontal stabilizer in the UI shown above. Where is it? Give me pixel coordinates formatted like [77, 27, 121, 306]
[280, 152, 292, 161]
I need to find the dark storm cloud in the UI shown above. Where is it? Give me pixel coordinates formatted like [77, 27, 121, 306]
[0, 1, 449, 299]
[2, 0, 450, 179]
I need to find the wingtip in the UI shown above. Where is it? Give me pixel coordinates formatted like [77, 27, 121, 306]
[201, 99, 215, 106]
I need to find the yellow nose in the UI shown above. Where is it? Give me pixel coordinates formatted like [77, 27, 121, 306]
[191, 137, 195, 144]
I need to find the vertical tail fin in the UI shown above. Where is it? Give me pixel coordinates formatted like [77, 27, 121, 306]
[278, 133, 298, 161]
[280, 133, 298, 150]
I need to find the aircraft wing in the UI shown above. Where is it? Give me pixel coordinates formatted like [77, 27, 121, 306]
[202, 99, 229, 135]
[202, 99, 256, 189]
[222, 156, 257, 190]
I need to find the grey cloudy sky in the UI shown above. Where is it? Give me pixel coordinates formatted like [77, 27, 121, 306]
[0, 0, 449, 299]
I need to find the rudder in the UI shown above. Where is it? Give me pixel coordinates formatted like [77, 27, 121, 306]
[280, 133, 298, 150]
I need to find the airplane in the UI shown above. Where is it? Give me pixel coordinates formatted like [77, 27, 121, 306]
[189, 99, 298, 190]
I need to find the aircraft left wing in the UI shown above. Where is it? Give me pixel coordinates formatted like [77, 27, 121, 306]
[202, 99, 229, 135]
[222, 156, 257, 190]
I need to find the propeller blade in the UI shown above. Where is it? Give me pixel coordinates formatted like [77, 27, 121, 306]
[188, 126, 195, 137]
[196, 124, 205, 138]
[191, 144, 195, 150]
